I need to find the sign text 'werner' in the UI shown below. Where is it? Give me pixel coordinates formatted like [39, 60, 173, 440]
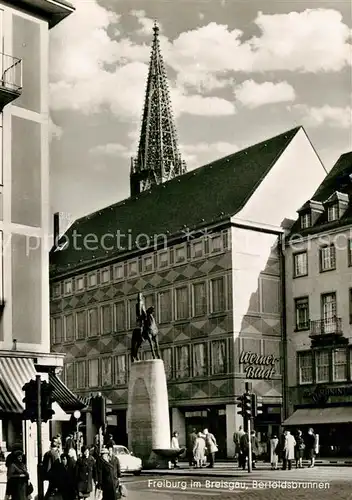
[239, 351, 279, 379]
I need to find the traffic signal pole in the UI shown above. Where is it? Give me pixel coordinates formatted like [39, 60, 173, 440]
[36, 375, 44, 500]
[247, 413, 252, 473]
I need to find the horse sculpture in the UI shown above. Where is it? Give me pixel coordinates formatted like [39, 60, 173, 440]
[131, 293, 161, 362]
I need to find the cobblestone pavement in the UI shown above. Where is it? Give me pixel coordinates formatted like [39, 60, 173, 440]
[121, 466, 352, 500]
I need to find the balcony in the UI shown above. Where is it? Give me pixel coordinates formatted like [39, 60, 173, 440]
[309, 317, 347, 347]
[0, 54, 22, 111]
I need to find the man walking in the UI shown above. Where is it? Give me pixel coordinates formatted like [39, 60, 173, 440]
[187, 428, 197, 467]
[233, 426, 245, 468]
[282, 430, 296, 470]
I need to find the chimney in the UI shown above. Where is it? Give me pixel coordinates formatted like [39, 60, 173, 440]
[53, 212, 60, 248]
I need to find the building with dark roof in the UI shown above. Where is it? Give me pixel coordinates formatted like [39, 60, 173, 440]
[49, 26, 328, 457]
[283, 152, 352, 457]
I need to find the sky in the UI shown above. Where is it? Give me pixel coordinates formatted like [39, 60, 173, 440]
[49, 0, 352, 228]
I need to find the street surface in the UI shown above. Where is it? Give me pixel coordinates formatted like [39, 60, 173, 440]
[121, 466, 352, 500]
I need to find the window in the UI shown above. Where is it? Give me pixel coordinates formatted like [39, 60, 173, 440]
[101, 267, 110, 284]
[128, 260, 138, 277]
[101, 304, 112, 334]
[175, 286, 189, 320]
[298, 352, 312, 384]
[211, 277, 225, 313]
[88, 359, 99, 387]
[76, 311, 87, 340]
[211, 340, 226, 374]
[193, 282, 207, 316]
[348, 240, 352, 267]
[161, 348, 172, 379]
[293, 252, 308, 278]
[76, 361, 86, 389]
[192, 241, 203, 258]
[65, 363, 74, 389]
[76, 276, 84, 291]
[175, 245, 186, 264]
[158, 251, 168, 269]
[320, 245, 336, 272]
[193, 343, 207, 376]
[321, 292, 337, 333]
[349, 289, 352, 324]
[115, 355, 127, 385]
[52, 317, 62, 344]
[64, 314, 74, 342]
[300, 213, 311, 229]
[52, 283, 61, 298]
[101, 357, 112, 386]
[327, 204, 339, 222]
[175, 345, 190, 378]
[333, 349, 347, 381]
[113, 264, 124, 281]
[143, 255, 153, 273]
[316, 351, 329, 383]
[294, 297, 309, 330]
[88, 308, 99, 337]
[88, 272, 97, 287]
[114, 301, 125, 331]
[63, 279, 72, 295]
[211, 235, 223, 253]
[158, 290, 172, 323]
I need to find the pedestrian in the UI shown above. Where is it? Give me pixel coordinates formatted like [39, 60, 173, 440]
[106, 434, 115, 448]
[282, 430, 296, 470]
[295, 430, 305, 469]
[42, 438, 61, 487]
[239, 432, 249, 470]
[65, 434, 77, 462]
[203, 428, 218, 468]
[306, 428, 318, 468]
[96, 446, 122, 500]
[233, 426, 245, 468]
[269, 435, 279, 470]
[45, 453, 75, 500]
[193, 432, 206, 468]
[251, 431, 260, 469]
[187, 428, 197, 467]
[6, 449, 33, 500]
[170, 431, 181, 468]
[75, 445, 97, 498]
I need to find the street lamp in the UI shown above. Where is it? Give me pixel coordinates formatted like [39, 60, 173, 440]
[73, 410, 82, 456]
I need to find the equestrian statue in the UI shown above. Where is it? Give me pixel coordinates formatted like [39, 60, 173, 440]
[131, 292, 161, 362]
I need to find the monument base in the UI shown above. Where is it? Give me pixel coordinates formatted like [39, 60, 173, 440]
[127, 360, 171, 465]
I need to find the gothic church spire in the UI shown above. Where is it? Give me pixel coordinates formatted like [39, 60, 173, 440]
[130, 22, 186, 196]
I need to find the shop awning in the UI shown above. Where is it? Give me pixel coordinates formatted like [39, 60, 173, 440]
[49, 373, 89, 411]
[283, 407, 352, 426]
[0, 357, 36, 413]
[52, 402, 71, 421]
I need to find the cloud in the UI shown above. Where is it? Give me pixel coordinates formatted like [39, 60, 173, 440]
[180, 141, 238, 168]
[235, 80, 296, 108]
[131, 9, 156, 35]
[90, 143, 130, 156]
[49, 117, 63, 141]
[173, 91, 235, 116]
[292, 104, 352, 128]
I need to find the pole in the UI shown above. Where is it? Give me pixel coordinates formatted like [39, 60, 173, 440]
[36, 375, 44, 500]
[247, 414, 252, 473]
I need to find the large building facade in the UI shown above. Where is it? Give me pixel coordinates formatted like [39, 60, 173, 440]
[0, 1, 81, 494]
[284, 152, 352, 457]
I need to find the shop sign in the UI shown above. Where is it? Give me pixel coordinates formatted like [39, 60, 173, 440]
[239, 351, 278, 379]
[303, 385, 352, 404]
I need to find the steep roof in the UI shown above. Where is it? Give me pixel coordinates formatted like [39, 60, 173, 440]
[50, 126, 301, 276]
[287, 152, 352, 238]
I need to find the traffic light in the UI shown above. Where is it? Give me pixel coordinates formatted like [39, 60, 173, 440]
[251, 394, 263, 417]
[243, 392, 252, 417]
[236, 395, 244, 416]
[91, 394, 106, 428]
[41, 381, 55, 422]
[23, 379, 37, 422]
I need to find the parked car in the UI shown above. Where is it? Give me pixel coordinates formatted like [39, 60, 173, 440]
[112, 445, 142, 475]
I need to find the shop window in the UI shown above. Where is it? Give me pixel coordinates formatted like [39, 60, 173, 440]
[88, 359, 99, 387]
[193, 343, 207, 376]
[315, 351, 330, 383]
[332, 349, 347, 381]
[298, 351, 312, 384]
[211, 340, 227, 375]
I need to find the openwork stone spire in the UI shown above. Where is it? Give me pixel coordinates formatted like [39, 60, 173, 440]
[130, 22, 186, 196]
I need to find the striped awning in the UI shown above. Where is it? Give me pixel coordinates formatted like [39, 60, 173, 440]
[0, 357, 36, 413]
[49, 373, 89, 411]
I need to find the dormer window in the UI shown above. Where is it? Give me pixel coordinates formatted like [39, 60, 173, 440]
[327, 204, 339, 222]
[300, 213, 311, 229]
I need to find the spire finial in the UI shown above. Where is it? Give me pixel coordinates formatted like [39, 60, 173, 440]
[153, 20, 159, 35]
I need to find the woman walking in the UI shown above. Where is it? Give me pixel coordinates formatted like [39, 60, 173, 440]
[269, 435, 279, 470]
[96, 446, 121, 500]
[75, 445, 97, 499]
[6, 450, 33, 500]
[295, 430, 305, 469]
[193, 432, 206, 468]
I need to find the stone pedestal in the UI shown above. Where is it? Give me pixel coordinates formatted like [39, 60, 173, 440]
[127, 360, 170, 465]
